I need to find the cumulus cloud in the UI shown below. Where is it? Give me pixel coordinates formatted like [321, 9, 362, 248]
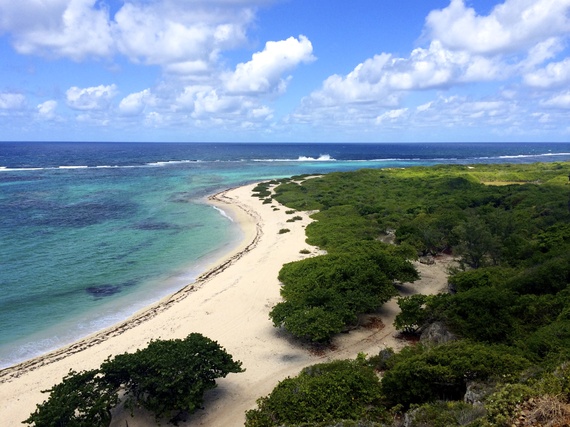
[376, 108, 408, 124]
[66, 84, 117, 110]
[0, 93, 26, 109]
[113, 2, 251, 67]
[0, 0, 113, 60]
[37, 100, 58, 119]
[541, 90, 570, 108]
[192, 89, 241, 117]
[302, 40, 503, 112]
[425, 0, 570, 55]
[118, 89, 156, 116]
[293, 0, 570, 139]
[0, 0, 260, 67]
[524, 58, 570, 88]
[224, 35, 315, 94]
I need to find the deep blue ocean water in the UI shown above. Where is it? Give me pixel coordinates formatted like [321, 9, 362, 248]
[1, 141, 570, 368]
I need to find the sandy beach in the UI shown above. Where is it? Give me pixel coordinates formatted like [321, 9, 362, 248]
[0, 182, 450, 426]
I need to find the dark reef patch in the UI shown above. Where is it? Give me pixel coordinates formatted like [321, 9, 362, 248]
[85, 284, 122, 298]
[133, 221, 182, 231]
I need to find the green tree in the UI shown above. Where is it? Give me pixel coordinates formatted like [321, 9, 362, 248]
[24, 369, 118, 427]
[25, 334, 244, 426]
[393, 294, 429, 334]
[453, 215, 500, 269]
[102, 333, 244, 422]
[270, 253, 401, 342]
[431, 287, 518, 343]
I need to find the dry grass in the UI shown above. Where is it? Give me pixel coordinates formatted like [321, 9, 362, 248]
[513, 396, 570, 427]
[480, 181, 529, 186]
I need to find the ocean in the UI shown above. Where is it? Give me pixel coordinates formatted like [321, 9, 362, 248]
[1, 141, 570, 368]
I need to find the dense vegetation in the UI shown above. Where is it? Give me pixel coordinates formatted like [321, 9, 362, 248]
[270, 244, 417, 342]
[246, 356, 387, 426]
[251, 162, 570, 426]
[24, 333, 243, 426]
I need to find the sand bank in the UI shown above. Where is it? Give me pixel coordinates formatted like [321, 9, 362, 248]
[0, 182, 450, 426]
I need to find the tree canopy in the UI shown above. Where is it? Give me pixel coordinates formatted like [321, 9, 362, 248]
[25, 333, 244, 426]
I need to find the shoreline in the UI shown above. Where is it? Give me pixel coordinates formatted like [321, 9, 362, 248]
[0, 182, 451, 426]
[0, 186, 260, 383]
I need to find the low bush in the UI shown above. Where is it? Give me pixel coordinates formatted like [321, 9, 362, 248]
[245, 357, 386, 427]
[381, 341, 530, 408]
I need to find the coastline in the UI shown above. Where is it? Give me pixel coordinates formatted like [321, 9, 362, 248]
[0, 182, 320, 425]
[0, 182, 450, 426]
[0, 186, 258, 383]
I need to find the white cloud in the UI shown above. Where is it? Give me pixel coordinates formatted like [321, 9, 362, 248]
[522, 37, 565, 70]
[425, 0, 570, 55]
[0, 0, 113, 60]
[375, 108, 408, 124]
[144, 111, 165, 127]
[249, 105, 273, 120]
[224, 35, 315, 94]
[417, 102, 433, 112]
[113, 3, 249, 66]
[165, 60, 211, 76]
[0, 93, 26, 109]
[524, 58, 570, 88]
[0, 0, 258, 67]
[37, 100, 58, 119]
[541, 90, 570, 108]
[192, 89, 241, 117]
[293, 0, 570, 138]
[66, 84, 117, 110]
[174, 85, 213, 111]
[118, 89, 155, 116]
[302, 40, 501, 112]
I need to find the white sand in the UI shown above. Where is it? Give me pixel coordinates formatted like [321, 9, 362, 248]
[0, 182, 451, 426]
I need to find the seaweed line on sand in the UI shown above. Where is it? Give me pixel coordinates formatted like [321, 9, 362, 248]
[0, 188, 263, 384]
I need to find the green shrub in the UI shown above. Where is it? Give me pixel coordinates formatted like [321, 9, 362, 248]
[525, 320, 570, 362]
[245, 358, 386, 427]
[448, 267, 514, 293]
[483, 383, 534, 426]
[271, 253, 399, 342]
[278, 228, 290, 234]
[381, 341, 530, 408]
[429, 287, 518, 343]
[405, 401, 486, 427]
[368, 347, 395, 371]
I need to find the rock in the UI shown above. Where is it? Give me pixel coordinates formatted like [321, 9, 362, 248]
[420, 321, 457, 345]
[419, 255, 435, 265]
[464, 380, 496, 405]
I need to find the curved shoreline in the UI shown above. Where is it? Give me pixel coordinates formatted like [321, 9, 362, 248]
[0, 182, 451, 426]
[0, 187, 261, 383]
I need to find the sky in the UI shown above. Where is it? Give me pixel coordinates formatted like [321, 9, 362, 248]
[0, 0, 569, 143]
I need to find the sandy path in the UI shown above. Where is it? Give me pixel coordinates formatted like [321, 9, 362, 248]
[0, 182, 451, 426]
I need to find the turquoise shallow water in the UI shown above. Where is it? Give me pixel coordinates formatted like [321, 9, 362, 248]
[2, 141, 570, 368]
[0, 166, 244, 367]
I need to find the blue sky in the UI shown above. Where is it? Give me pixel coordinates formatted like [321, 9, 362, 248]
[0, 0, 569, 143]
